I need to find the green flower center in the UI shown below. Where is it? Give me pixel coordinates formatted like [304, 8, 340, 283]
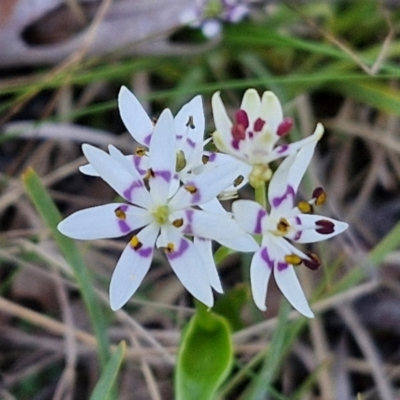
[152, 205, 170, 225]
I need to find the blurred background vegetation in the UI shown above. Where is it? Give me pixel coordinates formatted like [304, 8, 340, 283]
[1, 0, 400, 399]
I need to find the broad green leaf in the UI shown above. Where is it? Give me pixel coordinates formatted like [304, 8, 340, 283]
[22, 167, 110, 366]
[89, 341, 126, 400]
[176, 304, 233, 400]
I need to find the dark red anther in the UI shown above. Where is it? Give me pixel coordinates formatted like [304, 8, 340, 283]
[231, 124, 246, 142]
[315, 219, 335, 234]
[235, 109, 249, 129]
[253, 117, 266, 132]
[277, 117, 294, 136]
[303, 252, 321, 270]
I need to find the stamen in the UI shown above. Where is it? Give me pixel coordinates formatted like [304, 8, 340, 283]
[231, 124, 246, 142]
[277, 117, 294, 136]
[316, 219, 334, 234]
[303, 252, 320, 270]
[130, 236, 143, 250]
[233, 175, 244, 187]
[172, 218, 184, 228]
[144, 168, 155, 180]
[202, 155, 210, 164]
[165, 242, 175, 253]
[277, 218, 290, 233]
[253, 118, 265, 132]
[114, 206, 126, 220]
[285, 254, 302, 266]
[313, 187, 327, 206]
[235, 109, 249, 129]
[184, 184, 197, 194]
[186, 116, 195, 129]
[176, 150, 187, 172]
[298, 201, 313, 214]
[135, 147, 146, 156]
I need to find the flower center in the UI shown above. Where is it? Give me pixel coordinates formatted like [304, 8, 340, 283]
[151, 205, 170, 225]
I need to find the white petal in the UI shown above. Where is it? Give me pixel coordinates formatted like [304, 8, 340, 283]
[240, 89, 261, 127]
[79, 163, 98, 176]
[174, 95, 205, 148]
[169, 162, 240, 209]
[218, 234, 259, 252]
[267, 123, 324, 164]
[274, 263, 314, 318]
[289, 214, 349, 243]
[268, 153, 297, 212]
[232, 200, 267, 234]
[250, 247, 273, 311]
[118, 86, 153, 146]
[82, 144, 152, 208]
[193, 237, 223, 293]
[148, 109, 176, 203]
[158, 227, 214, 307]
[260, 91, 283, 134]
[180, 208, 257, 243]
[58, 203, 151, 240]
[211, 91, 233, 151]
[109, 223, 159, 310]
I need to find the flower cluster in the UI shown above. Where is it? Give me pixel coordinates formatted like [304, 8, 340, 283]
[58, 86, 348, 317]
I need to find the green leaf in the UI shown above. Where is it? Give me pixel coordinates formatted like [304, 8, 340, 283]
[89, 341, 126, 400]
[22, 167, 110, 366]
[175, 304, 233, 400]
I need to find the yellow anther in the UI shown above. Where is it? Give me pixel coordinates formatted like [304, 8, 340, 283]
[130, 236, 142, 250]
[277, 218, 290, 233]
[202, 155, 210, 164]
[114, 206, 126, 220]
[176, 150, 187, 172]
[233, 175, 244, 187]
[186, 116, 195, 129]
[284, 254, 302, 266]
[135, 147, 146, 156]
[172, 218, 184, 228]
[185, 184, 197, 194]
[165, 242, 175, 253]
[297, 201, 313, 214]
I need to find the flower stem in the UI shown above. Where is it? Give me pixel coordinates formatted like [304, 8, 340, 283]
[254, 183, 267, 209]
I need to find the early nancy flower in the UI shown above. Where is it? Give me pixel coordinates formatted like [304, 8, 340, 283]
[212, 88, 324, 187]
[232, 141, 348, 317]
[59, 109, 257, 310]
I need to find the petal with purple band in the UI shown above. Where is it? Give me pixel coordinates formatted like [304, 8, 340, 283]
[250, 247, 273, 311]
[232, 199, 268, 235]
[57, 203, 149, 240]
[118, 86, 153, 146]
[109, 223, 159, 310]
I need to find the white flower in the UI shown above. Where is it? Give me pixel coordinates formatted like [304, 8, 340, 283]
[212, 88, 324, 186]
[232, 141, 348, 317]
[59, 109, 258, 310]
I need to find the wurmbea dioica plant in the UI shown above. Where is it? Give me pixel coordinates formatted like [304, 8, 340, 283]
[232, 142, 349, 317]
[58, 108, 258, 310]
[58, 86, 348, 318]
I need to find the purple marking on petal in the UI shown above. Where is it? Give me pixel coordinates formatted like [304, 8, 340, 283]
[185, 181, 201, 204]
[277, 144, 289, 154]
[166, 239, 189, 260]
[138, 247, 153, 257]
[133, 156, 147, 175]
[176, 135, 183, 141]
[248, 131, 254, 139]
[144, 133, 152, 146]
[119, 204, 129, 212]
[295, 215, 301, 224]
[182, 209, 194, 234]
[123, 180, 145, 202]
[277, 262, 288, 271]
[118, 220, 131, 233]
[207, 152, 217, 162]
[187, 137, 196, 148]
[254, 209, 266, 234]
[294, 231, 302, 241]
[154, 169, 171, 182]
[260, 247, 274, 269]
[272, 185, 295, 208]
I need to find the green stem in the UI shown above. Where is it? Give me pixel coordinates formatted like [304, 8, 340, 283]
[254, 183, 267, 208]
